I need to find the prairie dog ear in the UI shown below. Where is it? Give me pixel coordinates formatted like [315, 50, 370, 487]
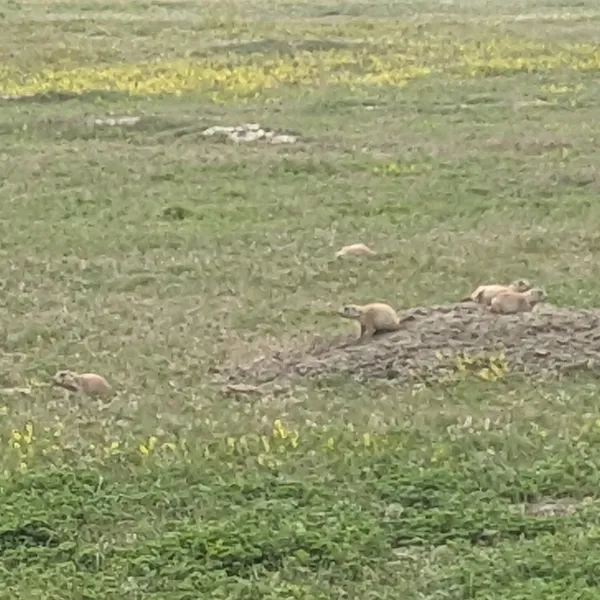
[512, 279, 532, 292]
[474, 289, 486, 303]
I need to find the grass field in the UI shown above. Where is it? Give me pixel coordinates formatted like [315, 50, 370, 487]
[3, 0, 600, 597]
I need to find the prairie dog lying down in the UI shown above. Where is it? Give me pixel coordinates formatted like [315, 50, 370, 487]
[489, 288, 547, 314]
[462, 279, 532, 305]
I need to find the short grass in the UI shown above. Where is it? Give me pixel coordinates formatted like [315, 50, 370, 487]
[2, 0, 600, 597]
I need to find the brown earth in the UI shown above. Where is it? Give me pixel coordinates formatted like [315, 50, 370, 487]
[215, 302, 600, 388]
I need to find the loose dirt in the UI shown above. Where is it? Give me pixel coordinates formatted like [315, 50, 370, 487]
[216, 302, 600, 387]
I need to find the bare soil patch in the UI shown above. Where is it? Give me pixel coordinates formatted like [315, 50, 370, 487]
[217, 303, 600, 387]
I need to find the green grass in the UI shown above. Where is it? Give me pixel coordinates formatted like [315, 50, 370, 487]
[2, 0, 600, 597]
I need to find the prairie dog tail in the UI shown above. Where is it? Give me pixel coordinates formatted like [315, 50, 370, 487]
[394, 313, 416, 327]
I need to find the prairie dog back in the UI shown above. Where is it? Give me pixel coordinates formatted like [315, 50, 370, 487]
[362, 303, 400, 328]
[78, 373, 112, 395]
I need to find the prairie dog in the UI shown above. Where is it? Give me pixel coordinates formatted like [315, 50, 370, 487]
[338, 302, 413, 341]
[335, 243, 376, 258]
[463, 279, 532, 305]
[53, 370, 112, 396]
[489, 288, 547, 314]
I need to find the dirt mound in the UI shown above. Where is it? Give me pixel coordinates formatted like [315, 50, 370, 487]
[216, 303, 600, 387]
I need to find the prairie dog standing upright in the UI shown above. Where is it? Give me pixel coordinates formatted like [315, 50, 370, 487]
[463, 279, 532, 305]
[53, 370, 112, 396]
[337, 302, 413, 342]
[489, 288, 547, 314]
[335, 243, 377, 258]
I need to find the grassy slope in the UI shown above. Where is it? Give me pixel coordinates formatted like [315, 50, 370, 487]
[2, 0, 600, 597]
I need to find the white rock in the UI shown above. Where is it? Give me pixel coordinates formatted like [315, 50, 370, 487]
[93, 116, 140, 126]
[202, 123, 299, 144]
[232, 130, 266, 142]
[202, 125, 235, 136]
[270, 134, 298, 144]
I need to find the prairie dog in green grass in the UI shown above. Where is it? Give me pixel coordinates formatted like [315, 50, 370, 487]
[338, 302, 413, 342]
[53, 370, 112, 396]
[489, 288, 547, 314]
[462, 279, 532, 305]
[335, 243, 377, 258]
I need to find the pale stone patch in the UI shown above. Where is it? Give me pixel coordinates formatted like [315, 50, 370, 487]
[202, 123, 299, 144]
[93, 116, 141, 126]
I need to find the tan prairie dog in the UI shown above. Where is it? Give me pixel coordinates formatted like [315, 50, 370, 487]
[462, 279, 532, 305]
[335, 243, 377, 258]
[489, 288, 547, 314]
[53, 370, 112, 396]
[338, 302, 414, 342]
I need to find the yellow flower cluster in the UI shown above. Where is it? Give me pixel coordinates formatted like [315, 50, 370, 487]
[0, 35, 598, 101]
[373, 162, 434, 177]
[458, 39, 600, 76]
[10, 422, 34, 474]
[2, 415, 187, 475]
[1, 417, 387, 476]
[541, 83, 585, 95]
[0, 51, 431, 101]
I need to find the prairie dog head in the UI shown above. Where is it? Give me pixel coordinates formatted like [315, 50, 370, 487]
[526, 288, 547, 302]
[338, 304, 362, 319]
[53, 370, 79, 392]
[510, 279, 532, 293]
